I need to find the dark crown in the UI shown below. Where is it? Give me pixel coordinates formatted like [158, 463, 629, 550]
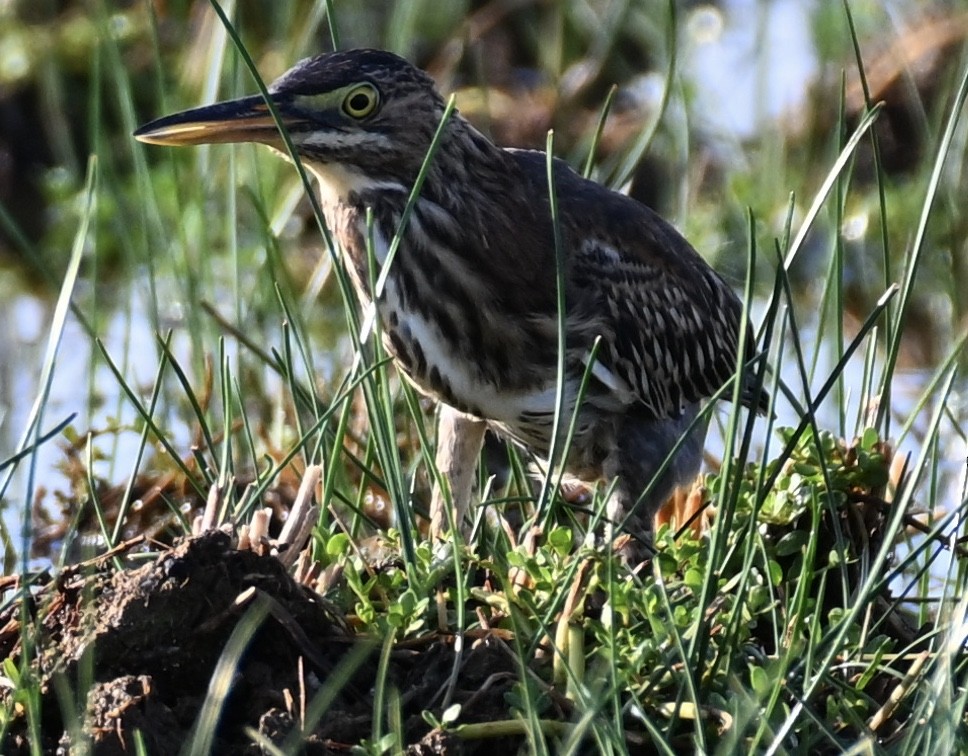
[270, 48, 438, 97]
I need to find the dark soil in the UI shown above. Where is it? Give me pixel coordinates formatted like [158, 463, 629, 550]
[0, 531, 523, 754]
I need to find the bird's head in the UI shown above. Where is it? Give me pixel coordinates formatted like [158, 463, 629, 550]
[134, 49, 448, 197]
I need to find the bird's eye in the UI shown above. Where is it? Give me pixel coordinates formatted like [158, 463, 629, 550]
[342, 84, 379, 118]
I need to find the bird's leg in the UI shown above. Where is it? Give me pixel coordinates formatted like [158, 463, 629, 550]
[430, 404, 487, 539]
[607, 403, 707, 563]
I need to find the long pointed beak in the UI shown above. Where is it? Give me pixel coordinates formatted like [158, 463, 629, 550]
[134, 94, 304, 147]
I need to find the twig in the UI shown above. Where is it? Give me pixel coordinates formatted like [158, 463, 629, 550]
[868, 651, 929, 732]
[275, 465, 323, 568]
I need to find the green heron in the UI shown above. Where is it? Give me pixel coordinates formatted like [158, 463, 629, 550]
[135, 49, 765, 551]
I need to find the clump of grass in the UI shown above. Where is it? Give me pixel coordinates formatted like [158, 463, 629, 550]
[2, 1, 967, 754]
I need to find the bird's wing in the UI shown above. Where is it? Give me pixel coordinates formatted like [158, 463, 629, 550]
[509, 150, 757, 419]
[569, 226, 749, 419]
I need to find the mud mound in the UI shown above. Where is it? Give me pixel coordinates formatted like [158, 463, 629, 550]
[1, 531, 519, 754]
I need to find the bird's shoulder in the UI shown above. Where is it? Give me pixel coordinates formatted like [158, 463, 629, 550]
[505, 149, 716, 277]
[503, 147, 740, 320]
[504, 147, 754, 417]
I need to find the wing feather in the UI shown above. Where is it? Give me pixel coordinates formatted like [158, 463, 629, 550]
[572, 234, 750, 418]
[506, 149, 764, 419]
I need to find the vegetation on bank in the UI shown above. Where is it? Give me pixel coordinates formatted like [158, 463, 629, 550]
[1, 1, 967, 753]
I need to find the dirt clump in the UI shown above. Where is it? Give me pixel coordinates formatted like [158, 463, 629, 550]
[1, 531, 520, 754]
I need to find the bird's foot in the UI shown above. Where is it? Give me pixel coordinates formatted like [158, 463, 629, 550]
[610, 532, 656, 572]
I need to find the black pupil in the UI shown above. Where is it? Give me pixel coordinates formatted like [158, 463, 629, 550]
[349, 92, 370, 112]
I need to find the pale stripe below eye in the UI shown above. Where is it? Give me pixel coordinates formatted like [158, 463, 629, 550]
[297, 131, 392, 151]
[304, 160, 406, 206]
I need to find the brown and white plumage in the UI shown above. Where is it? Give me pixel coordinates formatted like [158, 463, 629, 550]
[135, 48, 765, 550]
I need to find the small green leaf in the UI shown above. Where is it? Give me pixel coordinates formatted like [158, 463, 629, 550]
[775, 530, 809, 557]
[750, 664, 771, 696]
[684, 567, 704, 590]
[547, 526, 573, 555]
[326, 532, 350, 557]
[767, 559, 784, 586]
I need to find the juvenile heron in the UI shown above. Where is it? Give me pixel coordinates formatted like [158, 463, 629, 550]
[135, 49, 765, 551]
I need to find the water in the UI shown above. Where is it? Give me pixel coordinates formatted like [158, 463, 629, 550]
[685, 0, 819, 139]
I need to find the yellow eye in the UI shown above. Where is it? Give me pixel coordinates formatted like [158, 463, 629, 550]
[342, 84, 379, 118]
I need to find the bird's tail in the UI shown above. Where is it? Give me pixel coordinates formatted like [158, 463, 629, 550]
[609, 403, 709, 537]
